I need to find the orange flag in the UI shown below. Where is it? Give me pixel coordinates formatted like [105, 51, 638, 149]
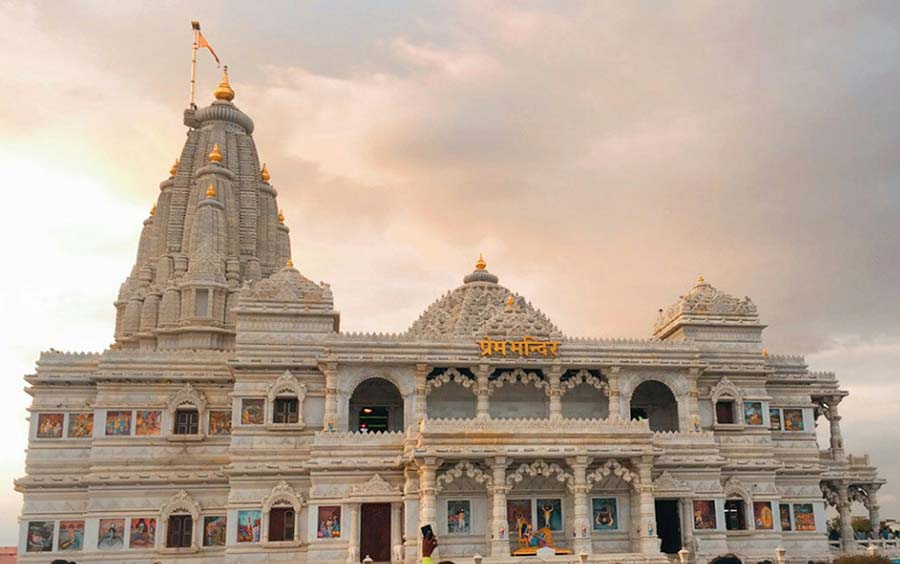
[197, 31, 220, 66]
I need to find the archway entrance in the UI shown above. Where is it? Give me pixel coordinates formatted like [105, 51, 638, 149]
[350, 378, 404, 432]
[630, 380, 679, 432]
[655, 499, 682, 554]
[710, 554, 742, 564]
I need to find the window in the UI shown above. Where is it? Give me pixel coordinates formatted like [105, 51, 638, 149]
[167, 515, 193, 548]
[195, 289, 209, 317]
[716, 401, 735, 424]
[273, 397, 299, 424]
[724, 499, 746, 530]
[268, 508, 295, 542]
[358, 406, 389, 432]
[174, 409, 200, 435]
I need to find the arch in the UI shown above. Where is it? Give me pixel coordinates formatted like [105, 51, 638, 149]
[160, 490, 201, 551]
[488, 368, 549, 395]
[427, 382, 477, 419]
[266, 370, 307, 427]
[629, 380, 679, 432]
[349, 377, 404, 432]
[710, 377, 744, 424]
[709, 554, 743, 564]
[506, 460, 573, 490]
[261, 481, 304, 545]
[489, 368, 549, 419]
[435, 461, 493, 493]
[425, 368, 476, 395]
[560, 369, 608, 395]
[167, 384, 208, 436]
[586, 459, 640, 491]
[620, 372, 688, 402]
[723, 477, 751, 531]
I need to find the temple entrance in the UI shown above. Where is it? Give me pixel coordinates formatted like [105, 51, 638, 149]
[655, 499, 682, 554]
[359, 503, 391, 562]
[630, 380, 679, 432]
[350, 378, 404, 432]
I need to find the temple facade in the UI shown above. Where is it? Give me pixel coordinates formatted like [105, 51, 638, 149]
[17, 72, 884, 564]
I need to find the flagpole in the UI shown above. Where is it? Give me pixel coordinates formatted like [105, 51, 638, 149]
[190, 21, 200, 108]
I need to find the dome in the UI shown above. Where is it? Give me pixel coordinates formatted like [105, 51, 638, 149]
[404, 259, 562, 341]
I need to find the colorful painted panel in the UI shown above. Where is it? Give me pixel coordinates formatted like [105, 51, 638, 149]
[241, 399, 265, 425]
[779, 503, 792, 531]
[105, 410, 132, 436]
[26, 521, 54, 552]
[753, 501, 774, 529]
[507, 499, 533, 542]
[237, 510, 262, 543]
[783, 409, 804, 431]
[447, 500, 470, 534]
[203, 516, 227, 547]
[58, 520, 84, 551]
[135, 410, 162, 436]
[793, 503, 816, 531]
[693, 500, 717, 530]
[592, 497, 618, 530]
[744, 401, 764, 425]
[36, 413, 64, 438]
[97, 518, 126, 549]
[67, 412, 94, 438]
[316, 506, 342, 538]
[129, 517, 156, 548]
[769, 408, 782, 431]
[208, 410, 232, 435]
[536, 499, 563, 531]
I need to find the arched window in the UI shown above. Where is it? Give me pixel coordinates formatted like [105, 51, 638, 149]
[160, 490, 201, 551]
[266, 371, 307, 429]
[350, 378, 404, 432]
[262, 481, 304, 545]
[629, 380, 679, 432]
[167, 384, 207, 439]
[710, 378, 744, 426]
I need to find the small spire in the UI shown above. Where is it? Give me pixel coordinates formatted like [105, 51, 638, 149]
[208, 143, 223, 163]
[169, 158, 179, 177]
[149, 204, 156, 217]
[475, 254, 487, 271]
[696, 274, 705, 284]
[261, 162, 270, 182]
[278, 209, 285, 224]
[206, 184, 217, 198]
[213, 68, 235, 101]
[762, 349, 769, 359]
[286, 258, 294, 267]
[506, 295, 515, 307]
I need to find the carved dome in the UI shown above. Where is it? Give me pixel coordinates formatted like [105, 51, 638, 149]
[404, 260, 562, 341]
[654, 276, 759, 338]
[239, 264, 333, 307]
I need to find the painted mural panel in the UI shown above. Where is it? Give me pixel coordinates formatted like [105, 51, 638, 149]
[744, 401, 763, 425]
[693, 500, 717, 530]
[36, 413, 64, 438]
[241, 399, 265, 425]
[105, 410, 132, 436]
[783, 409, 805, 431]
[67, 412, 93, 438]
[97, 518, 125, 549]
[447, 500, 470, 534]
[129, 517, 156, 548]
[506, 499, 533, 543]
[58, 520, 84, 551]
[203, 516, 227, 547]
[237, 510, 262, 543]
[317, 506, 342, 538]
[208, 410, 232, 435]
[793, 504, 816, 531]
[779, 503, 792, 531]
[536, 499, 562, 531]
[135, 410, 162, 436]
[592, 497, 618, 530]
[26, 520, 54, 552]
[753, 501, 774, 529]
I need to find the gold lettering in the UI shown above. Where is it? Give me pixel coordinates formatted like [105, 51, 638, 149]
[478, 335, 561, 357]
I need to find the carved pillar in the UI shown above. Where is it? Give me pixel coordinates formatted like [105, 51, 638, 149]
[868, 485, 881, 538]
[347, 502, 360, 564]
[418, 458, 438, 532]
[320, 361, 338, 430]
[391, 501, 403, 563]
[837, 482, 855, 550]
[476, 364, 491, 419]
[826, 401, 845, 460]
[490, 457, 510, 557]
[634, 455, 660, 555]
[680, 497, 693, 549]
[549, 363, 563, 419]
[606, 366, 622, 418]
[402, 466, 419, 564]
[567, 455, 592, 554]
[414, 363, 428, 423]
[687, 368, 701, 430]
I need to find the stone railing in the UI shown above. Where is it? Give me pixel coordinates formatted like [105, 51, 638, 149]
[312, 429, 406, 447]
[420, 416, 651, 435]
[652, 429, 716, 445]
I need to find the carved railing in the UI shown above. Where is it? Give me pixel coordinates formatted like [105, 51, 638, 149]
[312, 430, 406, 447]
[421, 416, 650, 434]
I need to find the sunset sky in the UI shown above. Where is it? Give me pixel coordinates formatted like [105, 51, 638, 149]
[1, 0, 899, 545]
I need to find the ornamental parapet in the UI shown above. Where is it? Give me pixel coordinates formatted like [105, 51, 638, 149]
[652, 429, 716, 445]
[312, 430, 406, 447]
[420, 416, 651, 436]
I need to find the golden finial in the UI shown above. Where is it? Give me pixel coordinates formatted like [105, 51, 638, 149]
[169, 158, 179, 177]
[696, 274, 705, 284]
[208, 143, 223, 163]
[149, 204, 156, 217]
[213, 68, 235, 101]
[206, 184, 217, 198]
[287, 258, 294, 267]
[261, 163, 270, 182]
[762, 348, 769, 359]
[278, 209, 285, 224]
[475, 254, 487, 270]
[506, 295, 515, 307]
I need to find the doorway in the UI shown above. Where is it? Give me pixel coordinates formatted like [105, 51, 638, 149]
[655, 499, 682, 554]
[360, 503, 392, 562]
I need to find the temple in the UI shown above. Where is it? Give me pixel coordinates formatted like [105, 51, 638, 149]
[17, 71, 885, 564]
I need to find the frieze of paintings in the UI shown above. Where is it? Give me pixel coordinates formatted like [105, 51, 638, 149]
[793, 503, 816, 531]
[58, 520, 84, 551]
[592, 497, 618, 531]
[105, 410, 132, 436]
[744, 401, 764, 425]
[97, 518, 126, 550]
[241, 399, 265, 425]
[67, 412, 93, 438]
[129, 517, 156, 548]
[26, 520, 54, 552]
[317, 506, 342, 538]
[203, 516, 227, 547]
[536, 499, 562, 532]
[135, 410, 162, 436]
[507, 499, 533, 542]
[770, 408, 782, 431]
[753, 501, 774, 530]
[446, 500, 470, 535]
[783, 409, 805, 432]
[693, 500, 717, 530]
[779, 503, 792, 531]
[208, 410, 232, 435]
[36, 413, 64, 438]
[237, 509, 262, 543]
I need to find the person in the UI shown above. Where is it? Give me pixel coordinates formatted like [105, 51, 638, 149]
[422, 533, 455, 564]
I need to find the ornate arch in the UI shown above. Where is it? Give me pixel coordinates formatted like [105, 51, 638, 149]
[506, 460, 572, 489]
[435, 461, 493, 493]
[262, 480, 304, 513]
[586, 459, 640, 490]
[426, 368, 476, 395]
[339, 367, 414, 398]
[161, 489, 202, 521]
[489, 368, 550, 396]
[710, 377, 743, 404]
[560, 369, 608, 395]
[619, 373, 687, 403]
[267, 370, 308, 403]
[820, 482, 839, 508]
[723, 476, 752, 504]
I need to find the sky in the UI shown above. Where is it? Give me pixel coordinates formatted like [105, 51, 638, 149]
[1, 0, 899, 547]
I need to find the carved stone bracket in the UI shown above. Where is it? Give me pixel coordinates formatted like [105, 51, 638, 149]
[586, 459, 640, 491]
[506, 460, 573, 489]
[489, 368, 550, 396]
[435, 461, 493, 493]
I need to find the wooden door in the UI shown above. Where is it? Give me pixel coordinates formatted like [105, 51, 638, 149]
[359, 503, 392, 562]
